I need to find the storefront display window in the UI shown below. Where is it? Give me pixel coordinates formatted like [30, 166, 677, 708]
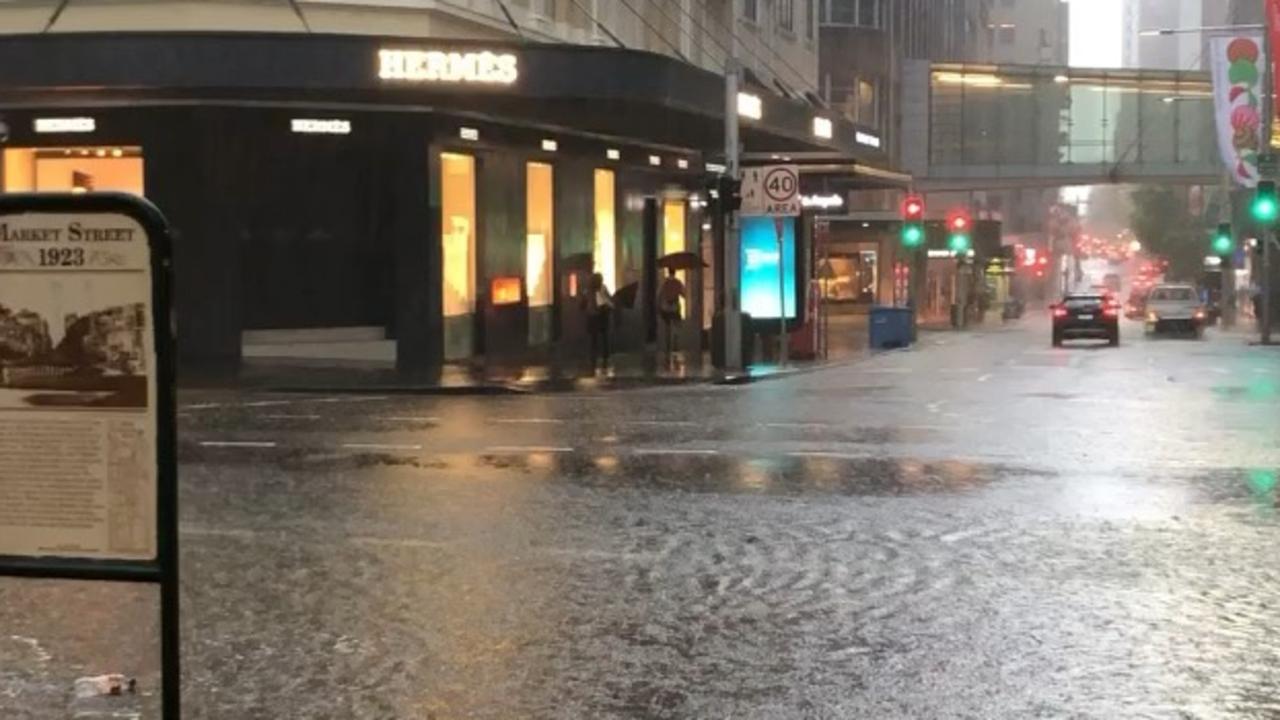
[825, 250, 878, 303]
[441, 152, 476, 318]
[593, 168, 616, 291]
[662, 199, 685, 256]
[526, 162, 554, 307]
[2, 147, 144, 194]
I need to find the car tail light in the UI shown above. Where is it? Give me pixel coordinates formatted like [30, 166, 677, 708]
[1103, 306, 1118, 318]
[1052, 307, 1068, 318]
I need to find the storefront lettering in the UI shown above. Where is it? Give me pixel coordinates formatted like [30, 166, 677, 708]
[378, 49, 519, 85]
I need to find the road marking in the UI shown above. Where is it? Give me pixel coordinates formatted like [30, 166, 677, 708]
[631, 448, 720, 456]
[977, 373, 993, 383]
[264, 414, 321, 420]
[789, 451, 871, 460]
[926, 402, 944, 414]
[622, 420, 699, 427]
[941, 367, 980, 374]
[484, 445, 574, 454]
[341, 443, 423, 451]
[382, 416, 441, 423]
[182, 402, 223, 410]
[244, 399, 294, 408]
[492, 418, 564, 425]
[763, 422, 832, 430]
[337, 396, 390, 403]
[199, 440, 278, 448]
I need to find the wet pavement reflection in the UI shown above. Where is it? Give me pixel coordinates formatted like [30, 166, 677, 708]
[3, 322, 1280, 718]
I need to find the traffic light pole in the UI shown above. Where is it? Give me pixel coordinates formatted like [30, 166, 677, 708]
[1265, 234, 1274, 344]
[724, 59, 743, 371]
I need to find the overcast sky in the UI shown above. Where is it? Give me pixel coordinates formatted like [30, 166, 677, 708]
[1069, 0, 1123, 68]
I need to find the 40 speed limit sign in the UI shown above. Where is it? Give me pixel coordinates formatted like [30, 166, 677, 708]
[741, 164, 801, 217]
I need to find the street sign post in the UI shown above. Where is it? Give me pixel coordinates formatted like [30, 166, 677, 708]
[742, 164, 801, 365]
[0, 193, 179, 718]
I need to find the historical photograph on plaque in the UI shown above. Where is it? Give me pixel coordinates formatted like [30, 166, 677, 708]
[0, 212, 157, 560]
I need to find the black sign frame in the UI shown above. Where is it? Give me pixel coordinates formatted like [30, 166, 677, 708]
[0, 192, 179, 718]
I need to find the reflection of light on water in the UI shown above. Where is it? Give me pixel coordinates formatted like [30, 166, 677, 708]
[527, 452, 555, 470]
[594, 455, 619, 473]
[739, 459, 774, 489]
[1247, 469, 1278, 496]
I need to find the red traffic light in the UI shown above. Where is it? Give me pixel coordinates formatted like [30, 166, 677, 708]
[901, 195, 925, 220]
[947, 209, 971, 233]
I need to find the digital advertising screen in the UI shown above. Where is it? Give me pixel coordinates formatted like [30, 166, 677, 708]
[740, 215, 798, 320]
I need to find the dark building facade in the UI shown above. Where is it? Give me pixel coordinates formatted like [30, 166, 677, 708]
[0, 32, 878, 373]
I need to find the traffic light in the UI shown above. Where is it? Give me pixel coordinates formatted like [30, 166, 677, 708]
[1252, 180, 1278, 224]
[1212, 223, 1234, 256]
[947, 208, 971, 253]
[901, 194, 925, 248]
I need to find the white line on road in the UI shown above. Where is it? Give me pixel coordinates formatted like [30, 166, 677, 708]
[341, 443, 424, 451]
[199, 440, 278, 448]
[492, 418, 565, 425]
[977, 373, 993, 383]
[926, 402, 944, 414]
[484, 446, 574, 454]
[264, 414, 321, 420]
[763, 422, 832, 430]
[244, 400, 295, 408]
[621, 420, 700, 428]
[182, 403, 223, 410]
[381, 416, 442, 423]
[789, 451, 871, 460]
[631, 448, 720, 456]
[941, 368, 980, 374]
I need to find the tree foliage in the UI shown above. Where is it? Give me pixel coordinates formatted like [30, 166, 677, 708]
[1129, 186, 1208, 281]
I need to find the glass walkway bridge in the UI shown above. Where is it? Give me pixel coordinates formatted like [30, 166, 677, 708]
[910, 63, 1220, 191]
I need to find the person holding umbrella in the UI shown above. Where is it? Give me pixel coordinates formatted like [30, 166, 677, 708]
[585, 272, 613, 373]
[656, 251, 704, 368]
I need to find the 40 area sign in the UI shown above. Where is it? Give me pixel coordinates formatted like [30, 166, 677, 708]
[741, 164, 801, 217]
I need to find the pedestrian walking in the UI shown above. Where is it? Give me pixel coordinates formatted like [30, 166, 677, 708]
[585, 272, 613, 372]
[658, 267, 685, 365]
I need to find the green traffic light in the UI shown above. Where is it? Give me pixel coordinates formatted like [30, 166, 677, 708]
[902, 224, 923, 247]
[948, 233, 970, 253]
[1252, 196, 1278, 223]
[1213, 234, 1234, 255]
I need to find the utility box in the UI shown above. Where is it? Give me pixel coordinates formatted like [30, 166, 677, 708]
[869, 306, 914, 349]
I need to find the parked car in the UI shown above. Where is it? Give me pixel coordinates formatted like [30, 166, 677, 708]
[1144, 284, 1206, 338]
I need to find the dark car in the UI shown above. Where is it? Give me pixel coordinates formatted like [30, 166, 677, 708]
[1052, 294, 1119, 347]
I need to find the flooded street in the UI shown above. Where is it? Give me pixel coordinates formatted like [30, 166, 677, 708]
[4, 321, 1280, 718]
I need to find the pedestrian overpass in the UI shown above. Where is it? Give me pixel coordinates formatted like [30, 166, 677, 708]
[902, 62, 1220, 191]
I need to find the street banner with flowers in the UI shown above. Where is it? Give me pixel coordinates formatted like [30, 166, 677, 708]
[1211, 34, 1266, 187]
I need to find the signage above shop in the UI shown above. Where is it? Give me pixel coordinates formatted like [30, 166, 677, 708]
[801, 193, 844, 210]
[737, 92, 763, 120]
[855, 131, 882, 149]
[34, 117, 95, 133]
[290, 118, 351, 135]
[813, 117, 833, 140]
[378, 48, 519, 85]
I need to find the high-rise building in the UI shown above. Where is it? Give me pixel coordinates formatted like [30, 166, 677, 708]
[1123, 0, 1219, 71]
[988, 0, 1069, 66]
[819, 0, 994, 166]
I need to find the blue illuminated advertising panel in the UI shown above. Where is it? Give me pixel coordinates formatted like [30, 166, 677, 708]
[740, 216, 797, 320]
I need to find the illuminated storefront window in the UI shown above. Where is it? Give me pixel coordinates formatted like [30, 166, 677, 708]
[526, 162, 554, 307]
[662, 198, 685, 256]
[441, 152, 476, 356]
[2, 147, 144, 194]
[593, 168, 616, 291]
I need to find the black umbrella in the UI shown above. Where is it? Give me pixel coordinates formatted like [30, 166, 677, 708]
[614, 281, 640, 309]
[657, 251, 707, 271]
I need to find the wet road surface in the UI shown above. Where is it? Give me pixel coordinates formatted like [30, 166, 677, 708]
[4, 318, 1280, 718]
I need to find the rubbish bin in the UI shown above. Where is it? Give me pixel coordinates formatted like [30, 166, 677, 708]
[869, 306, 914, 349]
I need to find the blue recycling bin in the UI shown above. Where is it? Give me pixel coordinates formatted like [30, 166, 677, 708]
[869, 306, 914, 349]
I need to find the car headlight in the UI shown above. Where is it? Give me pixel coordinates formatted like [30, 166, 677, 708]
[1146, 311, 1159, 323]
